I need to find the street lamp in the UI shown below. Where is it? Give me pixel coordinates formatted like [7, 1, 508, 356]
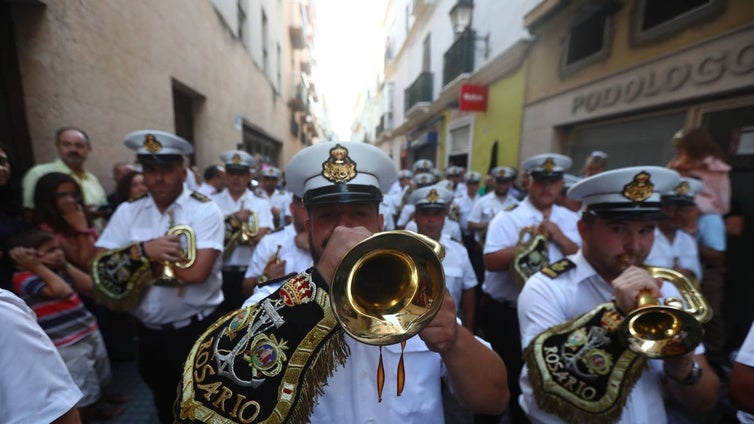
[448, 0, 489, 58]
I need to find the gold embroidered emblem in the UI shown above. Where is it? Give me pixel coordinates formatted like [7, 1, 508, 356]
[600, 310, 622, 332]
[232, 153, 242, 164]
[541, 157, 556, 172]
[244, 334, 289, 378]
[144, 134, 162, 153]
[322, 144, 357, 183]
[426, 189, 440, 203]
[565, 328, 587, 350]
[675, 181, 690, 195]
[622, 171, 654, 202]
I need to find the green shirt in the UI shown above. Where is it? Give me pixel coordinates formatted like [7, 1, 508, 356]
[22, 159, 107, 209]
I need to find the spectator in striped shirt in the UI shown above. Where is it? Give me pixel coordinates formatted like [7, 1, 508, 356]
[8, 228, 124, 422]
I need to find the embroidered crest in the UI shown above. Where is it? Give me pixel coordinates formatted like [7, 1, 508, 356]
[322, 144, 357, 183]
[622, 171, 653, 202]
[541, 157, 556, 172]
[232, 153, 242, 164]
[674, 181, 690, 195]
[541, 258, 576, 279]
[280, 274, 316, 306]
[245, 334, 288, 378]
[144, 134, 162, 153]
[426, 189, 440, 203]
[523, 302, 646, 424]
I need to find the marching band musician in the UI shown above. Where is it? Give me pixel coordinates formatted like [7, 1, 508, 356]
[256, 166, 292, 231]
[241, 194, 312, 301]
[518, 166, 719, 423]
[94, 130, 224, 423]
[482, 154, 581, 423]
[176, 141, 508, 423]
[213, 150, 274, 312]
[467, 166, 520, 248]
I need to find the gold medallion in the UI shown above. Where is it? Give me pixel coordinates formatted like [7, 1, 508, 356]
[144, 134, 162, 153]
[541, 157, 556, 172]
[426, 189, 439, 203]
[322, 144, 357, 183]
[622, 171, 654, 202]
[674, 181, 690, 195]
[232, 153, 242, 164]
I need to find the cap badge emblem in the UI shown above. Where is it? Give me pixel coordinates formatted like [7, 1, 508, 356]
[675, 181, 690, 195]
[426, 189, 440, 203]
[144, 134, 162, 153]
[622, 171, 654, 202]
[322, 144, 357, 183]
[541, 157, 556, 172]
[232, 153, 242, 165]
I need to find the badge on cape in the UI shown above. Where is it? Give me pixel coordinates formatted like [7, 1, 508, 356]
[322, 144, 357, 183]
[523, 302, 647, 424]
[176, 269, 349, 424]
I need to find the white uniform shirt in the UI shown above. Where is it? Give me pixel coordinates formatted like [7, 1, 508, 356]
[257, 188, 292, 229]
[440, 233, 478, 318]
[213, 189, 274, 266]
[379, 200, 396, 231]
[456, 190, 481, 235]
[196, 182, 218, 197]
[735, 323, 754, 423]
[96, 190, 224, 325]
[483, 198, 581, 302]
[468, 192, 519, 242]
[517, 250, 705, 424]
[645, 228, 703, 280]
[0, 290, 83, 424]
[243, 224, 313, 302]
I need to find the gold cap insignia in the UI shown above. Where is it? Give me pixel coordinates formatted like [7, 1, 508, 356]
[426, 189, 440, 203]
[231, 153, 242, 165]
[144, 134, 162, 153]
[541, 157, 556, 172]
[322, 144, 357, 183]
[622, 171, 654, 202]
[674, 181, 690, 195]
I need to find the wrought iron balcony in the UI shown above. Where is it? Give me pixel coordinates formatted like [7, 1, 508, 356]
[443, 29, 476, 86]
[404, 72, 433, 114]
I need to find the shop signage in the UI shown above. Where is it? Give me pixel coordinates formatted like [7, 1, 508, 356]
[459, 84, 488, 112]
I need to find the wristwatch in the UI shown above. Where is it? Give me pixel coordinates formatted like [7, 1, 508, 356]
[256, 274, 270, 286]
[665, 360, 702, 386]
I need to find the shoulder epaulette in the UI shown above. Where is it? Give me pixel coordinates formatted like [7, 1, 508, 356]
[541, 258, 576, 279]
[128, 193, 148, 202]
[505, 203, 519, 212]
[191, 191, 211, 202]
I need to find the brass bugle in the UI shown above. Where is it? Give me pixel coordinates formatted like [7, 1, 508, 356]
[330, 230, 446, 346]
[618, 264, 712, 359]
[239, 200, 259, 242]
[156, 224, 197, 286]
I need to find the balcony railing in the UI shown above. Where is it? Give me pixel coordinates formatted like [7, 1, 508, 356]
[404, 72, 433, 114]
[443, 29, 476, 86]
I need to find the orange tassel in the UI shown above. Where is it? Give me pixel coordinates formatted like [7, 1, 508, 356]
[397, 340, 406, 396]
[377, 346, 385, 402]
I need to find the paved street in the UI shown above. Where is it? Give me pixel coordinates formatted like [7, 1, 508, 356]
[94, 360, 158, 424]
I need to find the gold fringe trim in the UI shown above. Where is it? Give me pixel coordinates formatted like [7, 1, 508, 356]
[286, 328, 350, 424]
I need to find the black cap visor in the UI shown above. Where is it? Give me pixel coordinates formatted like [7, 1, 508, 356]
[303, 184, 383, 207]
[585, 202, 668, 221]
[137, 154, 183, 166]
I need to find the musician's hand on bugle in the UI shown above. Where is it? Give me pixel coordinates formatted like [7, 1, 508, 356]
[262, 245, 286, 280]
[611, 265, 662, 315]
[235, 208, 252, 223]
[143, 235, 183, 263]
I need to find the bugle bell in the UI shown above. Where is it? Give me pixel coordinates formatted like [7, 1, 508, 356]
[155, 224, 197, 286]
[330, 230, 446, 346]
[618, 265, 712, 358]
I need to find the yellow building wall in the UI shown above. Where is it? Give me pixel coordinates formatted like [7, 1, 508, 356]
[525, 0, 754, 103]
[438, 65, 527, 175]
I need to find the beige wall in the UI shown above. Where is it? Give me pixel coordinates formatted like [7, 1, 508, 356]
[12, 0, 289, 193]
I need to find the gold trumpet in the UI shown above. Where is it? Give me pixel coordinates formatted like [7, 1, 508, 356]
[617, 263, 712, 358]
[330, 230, 446, 346]
[155, 211, 197, 286]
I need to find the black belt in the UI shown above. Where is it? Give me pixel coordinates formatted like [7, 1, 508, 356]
[141, 307, 217, 331]
[483, 293, 517, 309]
[222, 265, 248, 273]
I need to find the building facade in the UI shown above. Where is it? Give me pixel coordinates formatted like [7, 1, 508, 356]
[2, 0, 324, 193]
